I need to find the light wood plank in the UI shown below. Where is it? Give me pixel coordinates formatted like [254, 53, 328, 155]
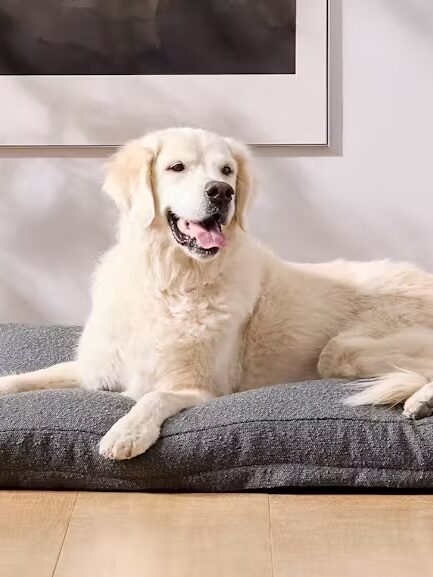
[270, 494, 433, 577]
[0, 490, 78, 577]
[54, 492, 272, 577]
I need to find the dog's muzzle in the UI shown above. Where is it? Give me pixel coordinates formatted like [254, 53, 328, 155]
[166, 181, 234, 259]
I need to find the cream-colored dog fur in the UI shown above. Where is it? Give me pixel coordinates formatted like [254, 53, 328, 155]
[2, 127, 433, 461]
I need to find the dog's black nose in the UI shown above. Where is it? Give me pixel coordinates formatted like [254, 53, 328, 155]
[205, 181, 234, 205]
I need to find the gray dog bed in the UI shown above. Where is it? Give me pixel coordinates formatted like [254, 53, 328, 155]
[0, 323, 432, 491]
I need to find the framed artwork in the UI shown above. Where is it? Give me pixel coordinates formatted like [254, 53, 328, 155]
[0, 0, 328, 146]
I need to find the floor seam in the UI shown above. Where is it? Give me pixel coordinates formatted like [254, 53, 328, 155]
[267, 495, 276, 577]
[51, 491, 79, 577]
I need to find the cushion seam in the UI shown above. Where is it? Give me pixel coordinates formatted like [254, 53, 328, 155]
[0, 414, 431, 440]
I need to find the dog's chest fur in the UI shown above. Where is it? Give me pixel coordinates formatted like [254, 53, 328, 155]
[77, 239, 259, 397]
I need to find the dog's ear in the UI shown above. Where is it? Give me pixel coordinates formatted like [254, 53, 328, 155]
[103, 139, 155, 227]
[225, 138, 254, 230]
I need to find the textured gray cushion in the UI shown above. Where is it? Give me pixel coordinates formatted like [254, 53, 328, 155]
[0, 323, 433, 490]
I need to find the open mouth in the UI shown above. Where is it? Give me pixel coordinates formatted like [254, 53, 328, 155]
[167, 211, 226, 257]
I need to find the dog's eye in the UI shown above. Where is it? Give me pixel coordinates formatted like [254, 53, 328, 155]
[169, 162, 185, 172]
[221, 165, 233, 176]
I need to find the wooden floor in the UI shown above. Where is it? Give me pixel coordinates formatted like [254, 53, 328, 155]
[1, 492, 433, 577]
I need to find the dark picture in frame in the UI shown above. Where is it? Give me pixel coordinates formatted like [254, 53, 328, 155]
[0, 0, 296, 76]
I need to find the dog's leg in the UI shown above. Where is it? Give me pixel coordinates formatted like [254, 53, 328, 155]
[0, 361, 80, 395]
[99, 388, 211, 460]
[99, 337, 219, 459]
[318, 328, 433, 413]
[403, 382, 433, 419]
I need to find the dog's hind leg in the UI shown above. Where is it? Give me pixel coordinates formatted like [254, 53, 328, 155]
[403, 381, 433, 419]
[0, 361, 80, 395]
[318, 327, 433, 416]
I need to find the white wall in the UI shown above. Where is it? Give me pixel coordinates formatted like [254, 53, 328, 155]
[1, 0, 433, 324]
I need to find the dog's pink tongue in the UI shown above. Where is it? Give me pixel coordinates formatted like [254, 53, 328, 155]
[178, 219, 226, 249]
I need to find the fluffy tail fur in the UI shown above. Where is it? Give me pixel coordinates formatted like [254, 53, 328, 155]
[345, 370, 428, 407]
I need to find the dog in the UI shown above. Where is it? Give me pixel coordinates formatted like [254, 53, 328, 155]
[2, 127, 433, 460]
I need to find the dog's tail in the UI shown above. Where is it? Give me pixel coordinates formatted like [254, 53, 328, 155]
[345, 369, 428, 407]
[0, 361, 80, 395]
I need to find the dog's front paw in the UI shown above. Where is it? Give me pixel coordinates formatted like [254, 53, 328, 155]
[99, 417, 160, 460]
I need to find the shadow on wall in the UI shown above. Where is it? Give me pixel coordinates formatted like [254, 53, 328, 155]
[0, 158, 116, 323]
[249, 157, 360, 263]
[384, 0, 433, 39]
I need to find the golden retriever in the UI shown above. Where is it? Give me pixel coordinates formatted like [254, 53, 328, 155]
[2, 127, 433, 460]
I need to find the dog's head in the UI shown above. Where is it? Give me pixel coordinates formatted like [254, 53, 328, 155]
[103, 128, 253, 259]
